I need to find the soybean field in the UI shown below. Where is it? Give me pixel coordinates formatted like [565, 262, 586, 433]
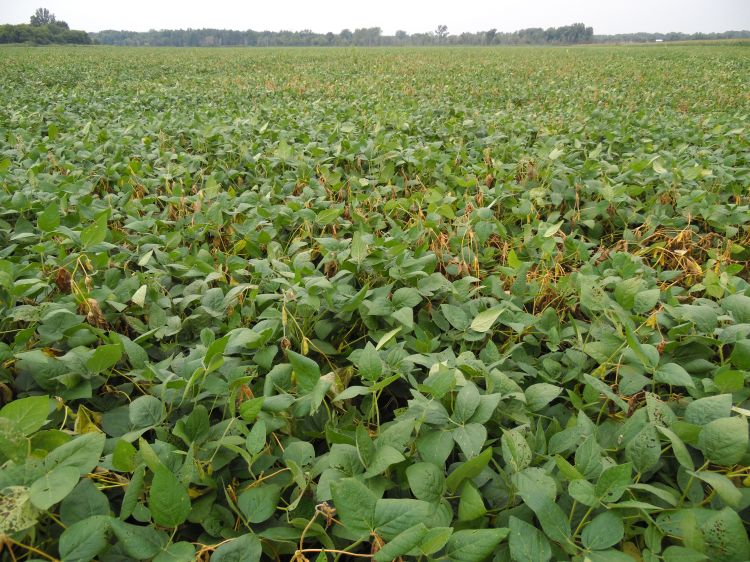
[0, 44, 750, 562]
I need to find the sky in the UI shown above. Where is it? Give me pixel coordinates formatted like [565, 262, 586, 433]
[1, 0, 748, 35]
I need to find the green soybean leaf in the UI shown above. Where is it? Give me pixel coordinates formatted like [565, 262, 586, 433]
[129, 395, 165, 428]
[509, 516, 551, 562]
[685, 394, 732, 425]
[87, 344, 123, 374]
[657, 425, 695, 471]
[470, 306, 504, 333]
[569, 479, 599, 507]
[446, 447, 493, 492]
[721, 294, 750, 323]
[331, 478, 377, 537]
[406, 462, 445, 503]
[245, 420, 266, 455]
[153, 542, 197, 562]
[120, 464, 145, 520]
[522, 490, 571, 544]
[452, 423, 487, 459]
[44, 432, 105, 475]
[0, 395, 49, 435]
[237, 484, 281, 524]
[356, 424, 376, 467]
[697, 416, 748, 466]
[80, 212, 109, 248]
[374, 523, 429, 562]
[634, 289, 660, 314]
[445, 528, 509, 562]
[110, 519, 168, 559]
[701, 507, 750, 561]
[586, 550, 639, 562]
[595, 463, 632, 502]
[149, 467, 191, 527]
[525, 383, 562, 412]
[288, 350, 321, 394]
[690, 471, 742, 508]
[38, 202, 60, 232]
[457, 481, 486, 521]
[201, 287, 226, 317]
[131, 284, 148, 307]
[355, 343, 382, 381]
[239, 397, 264, 423]
[582, 511, 624, 550]
[655, 363, 695, 388]
[59, 515, 111, 562]
[30, 465, 80, 510]
[362, 444, 405, 477]
[453, 382, 480, 423]
[418, 527, 454, 556]
[373, 498, 433, 540]
[626, 424, 661, 474]
[501, 428, 532, 473]
[441, 304, 470, 331]
[210, 534, 262, 562]
[60, 478, 110, 525]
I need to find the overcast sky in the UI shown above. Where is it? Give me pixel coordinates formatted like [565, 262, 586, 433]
[1, 0, 748, 35]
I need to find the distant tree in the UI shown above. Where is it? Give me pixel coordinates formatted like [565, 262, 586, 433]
[353, 27, 381, 46]
[459, 32, 477, 45]
[0, 20, 90, 44]
[30, 7, 55, 26]
[339, 28, 353, 45]
[485, 28, 497, 44]
[435, 24, 448, 42]
[395, 29, 408, 43]
[352, 27, 366, 45]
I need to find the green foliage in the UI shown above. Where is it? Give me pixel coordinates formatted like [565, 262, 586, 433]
[0, 44, 749, 562]
[0, 22, 90, 45]
[148, 467, 191, 527]
[85, 25, 750, 47]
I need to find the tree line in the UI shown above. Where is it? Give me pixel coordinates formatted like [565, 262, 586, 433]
[80, 25, 750, 48]
[90, 23, 596, 47]
[595, 30, 750, 43]
[1, 8, 748, 47]
[0, 7, 91, 44]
